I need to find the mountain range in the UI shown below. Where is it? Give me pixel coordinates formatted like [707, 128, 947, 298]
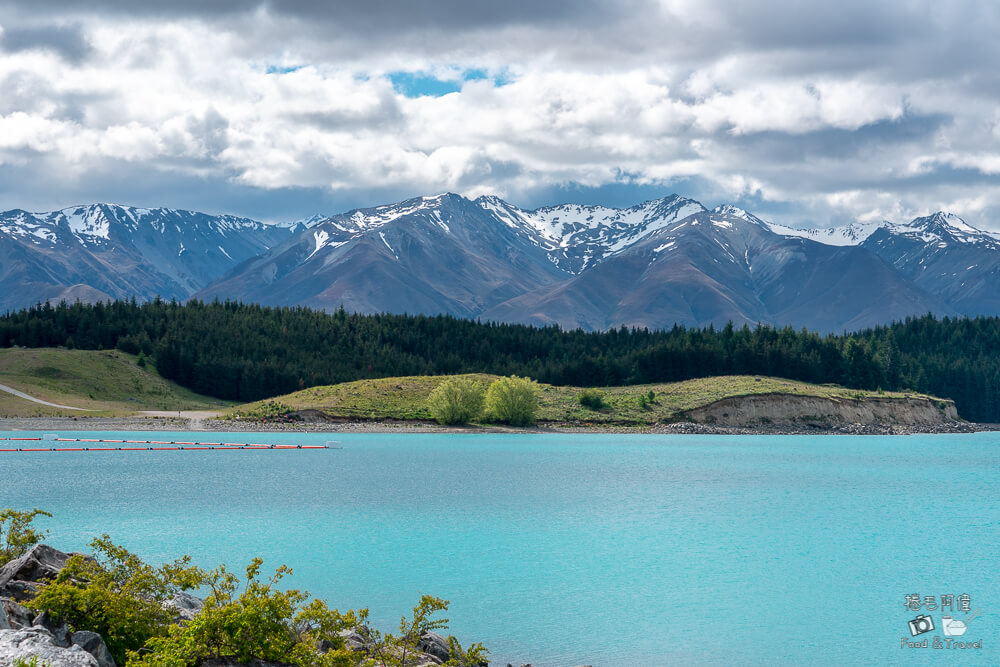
[2, 194, 999, 332]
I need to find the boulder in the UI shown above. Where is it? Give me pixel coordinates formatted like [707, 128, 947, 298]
[327, 628, 368, 652]
[0, 545, 87, 602]
[0, 545, 74, 587]
[31, 612, 71, 648]
[0, 599, 32, 631]
[164, 592, 204, 623]
[0, 627, 97, 667]
[70, 631, 116, 667]
[417, 632, 450, 663]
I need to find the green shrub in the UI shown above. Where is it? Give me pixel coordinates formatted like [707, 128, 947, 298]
[484, 376, 540, 426]
[577, 389, 606, 411]
[427, 377, 485, 425]
[638, 394, 648, 410]
[29, 535, 203, 665]
[0, 508, 51, 565]
[647, 390, 656, 403]
[129, 559, 363, 667]
[368, 595, 488, 667]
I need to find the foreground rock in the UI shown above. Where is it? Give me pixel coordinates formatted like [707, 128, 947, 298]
[0, 627, 97, 667]
[0, 545, 88, 602]
[1, 545, 477, 667]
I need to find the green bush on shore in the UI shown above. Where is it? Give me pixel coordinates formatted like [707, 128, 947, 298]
[485, 376, 540, 426]
[427, 377, 486, 425]
[577, 389, 606, 410]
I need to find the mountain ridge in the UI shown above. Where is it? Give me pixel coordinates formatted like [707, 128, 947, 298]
[1, 194, 995, 332]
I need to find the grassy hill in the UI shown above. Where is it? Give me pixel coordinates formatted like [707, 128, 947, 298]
[228, 374, 937, 425]
[0, 348, 229, 417]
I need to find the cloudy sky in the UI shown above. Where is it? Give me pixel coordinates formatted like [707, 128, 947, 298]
[1, 1, 999, 228]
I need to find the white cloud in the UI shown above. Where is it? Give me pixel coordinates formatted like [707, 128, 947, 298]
[1, 3, 1000, 227]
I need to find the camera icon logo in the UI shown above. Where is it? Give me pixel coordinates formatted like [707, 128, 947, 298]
[908, 614, 935, 636]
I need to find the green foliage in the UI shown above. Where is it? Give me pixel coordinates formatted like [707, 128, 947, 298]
[484, 376, 540, 426]
[4, 301, 998, 421]
[368, 595, 487, 667]
[12, 658, 51, 667]
[427, 377, 485, 424]
[445, 636, 490, 667]
[129, 559, 363, 667]
[28, 535, 203, 665]
[577, 388, 606, 410]
[638, 394, 649, 410]
[647, 390, 656, 402]
[0, 508, 51, 565]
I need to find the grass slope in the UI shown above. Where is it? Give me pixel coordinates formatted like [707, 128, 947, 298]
[0, 348, 229, 417]
[229, 374, 937, 425]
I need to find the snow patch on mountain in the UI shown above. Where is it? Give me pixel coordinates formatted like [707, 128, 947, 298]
[476, 194, 706, 272]
[768, 220, 886, 246]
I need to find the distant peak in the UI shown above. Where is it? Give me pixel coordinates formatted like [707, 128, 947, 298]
[711, 204, 766, 225]
[905, 211, 983, 237]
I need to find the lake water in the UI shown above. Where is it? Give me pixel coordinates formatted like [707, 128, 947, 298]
[1, 430, 998, 666]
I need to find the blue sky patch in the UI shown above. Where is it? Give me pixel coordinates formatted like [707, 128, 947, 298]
[388, 68, 510, 98]
[265, 64, 304, 75]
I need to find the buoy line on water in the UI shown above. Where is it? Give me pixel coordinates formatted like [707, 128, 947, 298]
[0, 436, 331, 452]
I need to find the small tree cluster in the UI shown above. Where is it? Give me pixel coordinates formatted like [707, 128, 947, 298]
[427, 377, 486, 425]
[484, 376, 540, 426]
[0, 508, 51, 565]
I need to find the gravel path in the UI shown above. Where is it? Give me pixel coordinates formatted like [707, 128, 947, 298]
[0, 383, 91, 411]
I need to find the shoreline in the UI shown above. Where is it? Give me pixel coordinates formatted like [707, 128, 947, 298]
[0, 415, 991, 435]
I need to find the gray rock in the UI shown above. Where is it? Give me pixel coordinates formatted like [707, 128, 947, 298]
[32, 612, 71, 648]
[164, 592, 204, 623]
[0, 599, 32, 630]
[0, 545, 74, 588]
[329, 628, 368, 652]
[70, 631, 116, 667]
[0, 545, 89, 602]
[0, 583, 38, 604]
[0, 627, 98, 667]
[418, 632, 450, 663]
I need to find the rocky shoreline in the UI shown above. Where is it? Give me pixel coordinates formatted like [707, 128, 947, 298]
[1, 545, 501, 667]
[0, 415, 992, 435]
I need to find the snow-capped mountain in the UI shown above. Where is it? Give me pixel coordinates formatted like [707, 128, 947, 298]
[195, 193, 957, 332]
[860, 212, 1000, 315]
[481, 208, 952, 332]
[0, 204, 290, 311]
[476, 194, 706, 273]
[4, 194, 998, 332]
[195, 194, 568, 317]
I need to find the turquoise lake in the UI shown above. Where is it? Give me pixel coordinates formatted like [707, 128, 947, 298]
[1, 430, 998, 666]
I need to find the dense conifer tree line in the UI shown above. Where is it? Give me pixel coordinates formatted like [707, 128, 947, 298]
[0, 299, 997, 421]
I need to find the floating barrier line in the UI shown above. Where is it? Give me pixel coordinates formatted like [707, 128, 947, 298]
[0, 436, 327, 452]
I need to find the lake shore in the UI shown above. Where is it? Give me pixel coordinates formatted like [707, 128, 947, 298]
[0, 414, 990, 435]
